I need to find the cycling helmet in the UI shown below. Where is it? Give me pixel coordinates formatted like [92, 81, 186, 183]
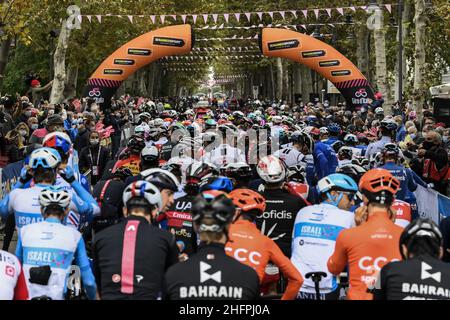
[399, 218, 443, 260]
[229, 189, 266, 216]
[43, 132, 72, 154]
[141, 168, 180, 192]
[192, 191, 235, 232]
[232, 111, 245, 119]
[112, 166, 133, 180]
[39, 186, 71, 210]
[318, 173, 358, 194]
[134, 124, 150, 136]
[160, 163, 182, 179]
[141, 146, 159, 165]
[338, 146, 353, 160]
[336, 164, 367, 184]
[327, 123, 341, 134]
[344, 134, 358, 144]
[369, 152, 384, 168]
[331, 141, 345, 153]
[359, 169, 400, 205]
[122, 180, 162, 210]
[205, 119, 217, 130]
[148, 127, 162, 139]
[200, 176, 234, 193]
[186, 162, 219, 181]
[375, 107, 384, 115]
[287, 165, 307, 183]
[139, 112, 151, 121]
[154, 118, 164, 127]
[222, 162, 252, 180]
[382, 143, 400, 158]
[380, 119, 398, 132]
[257, 155, 286, 184]
[29, 147, 61, 169]
[127, 135, 145, 154]
[272, 115, 282, 124]
[319, 127, 329, 135]
[352, 156, 370, 170]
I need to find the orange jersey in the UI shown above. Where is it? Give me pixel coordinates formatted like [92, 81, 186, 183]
[392, 199, 412, 228]
[225, 220, 303, 300]
[327, 212, 403, 300]
[113, 155, 141, 176]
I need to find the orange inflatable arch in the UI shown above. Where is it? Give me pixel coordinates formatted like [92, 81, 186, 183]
[83, 24, 193, 109]
[260, 28, 375, 109]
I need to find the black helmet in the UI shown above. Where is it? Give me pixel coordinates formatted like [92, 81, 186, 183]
[160, 163, 182, 179]
[338, 146, 353, 160]
[185, 162, 219, 195]
[380, 119, 398, 132]
[192, 191, 235, 232]
[399, 218, 443, 260]
[287, 165, 306, 183]
[332, 140, 345, 153]
[336, 164, 367, 184]
[140, 146, 159, 166]
[382, 143, 400, 158]
[112, 166, 133, 181]
[142, 168, 180, 192]
[127, 135, 146, 154]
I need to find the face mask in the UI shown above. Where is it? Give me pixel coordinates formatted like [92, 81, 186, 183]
[25, 111, 32, 117]
[423, 141, 435, 150]
[444, 136, 449, 143]
[19, 129, 27, 137]
[90, 139, 99, 145]
[31, 124, 38, 130]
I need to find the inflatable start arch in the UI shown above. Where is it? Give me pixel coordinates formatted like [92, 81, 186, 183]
[260, 28, 375, 109]
[83, 24, 193, 109]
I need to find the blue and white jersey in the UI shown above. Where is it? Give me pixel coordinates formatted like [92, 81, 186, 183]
[270, 125, 284, 138]
[273, 147, 307, 168]
[16, 218, 92, 300]
[291, 203, 354, 294]
[338, 159, 353, 168]
[2, 184, 93, 230]
[365, 136, 392, 160]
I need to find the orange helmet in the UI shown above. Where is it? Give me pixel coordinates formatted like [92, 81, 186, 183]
[359, 168, 400, 204]
[164, 118, 173, 123]
[229, 189, 266, 215]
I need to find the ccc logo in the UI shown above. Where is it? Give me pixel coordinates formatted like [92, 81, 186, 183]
[225, 247, 262, 265]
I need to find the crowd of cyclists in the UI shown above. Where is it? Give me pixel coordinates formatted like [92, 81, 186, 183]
[0, 93, 449, 300]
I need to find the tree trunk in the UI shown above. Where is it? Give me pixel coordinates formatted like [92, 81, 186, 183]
[293, 64, 302, 96]
[301, 65, 313, 102]
[137, 69, 147, 96]
[153, 64, 162, 97]
[282, 62, 290, 101]
[0, 38, 11, 87]
[269, 63, 275, 100]
[147, 64, 156, 99]
[63, 64, 78, 100]
[276, 58, 283, 101]
[413, 0, 427, 119]
[356, 25, 370, 79]
[50, 21, 71, 104]
[373, 26, 392, 112]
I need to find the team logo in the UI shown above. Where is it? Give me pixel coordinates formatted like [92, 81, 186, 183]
[127, 48, 152, 56]
[352, 87, 371, 105]
[114, 59, 135, 66]
[267, 40, 300, 51]
[5, 266, 15, 277]
[331, 70, 351, 76]
[88, 87, 102, 97]
[355, 88, 368, 98]
[421, 262, 441, 282]
[302, 50, 326, 58]
[319, 60, 340, 67]
[153, 37, 185, 47]
[103, 69, 123, 75]
[200, 262, 221, 283]
[112, 274, 121, 283]
[136, 275, 144, 283]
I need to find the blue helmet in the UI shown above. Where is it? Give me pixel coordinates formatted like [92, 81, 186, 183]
[200, 176, 234, 193]
[29, 147, 62, 169]
[317, 173, 358, 194]
[327, 123, 341, 134]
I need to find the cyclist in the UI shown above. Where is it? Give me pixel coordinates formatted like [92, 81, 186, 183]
[328, 169, 403, 300]
[163, 191, 260, 300]
[0, 249, 28, 300]
[141, 168, 180, 213]
[323, 123, 341, 146]
[374, 219, 450, 300]
[365, 119, 398, 160]
[292, 174, 358, 300]
[199, 176, 234, 193]
[337, 147, 353, 168]
[15, 186, 97, 300]
[285, 165, 315, 205]
[226, 189, 303, 300]
[112, 135, 145, 176]
[124, 146, 160, 185]
[92, 181, 178, 300]
[221, 162, 253, 188]
[311, 128, 339, 180]
[343, 134, 363, 157]
[273, 131, 309, 168]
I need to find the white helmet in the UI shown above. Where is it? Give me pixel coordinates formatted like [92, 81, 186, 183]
[319, 127, 329, 134]
[257, 155, 287, 184]
[141, 168, 180, 192]
[29, 147, 61, 169]
[39, 186, 71, 210]
[254, 110, 262, 116]
[272, 116, 282, 124]
[375, 107, 384, 114]
[122, 181, 162, 210]
[154, 118, 164, 127]
[344, 134, 358, 144]
[134, 124, 150, 136]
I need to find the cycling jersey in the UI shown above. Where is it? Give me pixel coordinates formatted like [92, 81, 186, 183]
[92, 215, 179, 300]
[92, 179, 127, 232]
[338, 159, 352, 168]
[113, 155, 141, 176]
[164, 242, 260, 300]
[0, 183, 97, 230]
[15, 217, 96, 300]
[348, 146, 362, 157]
[365, 137, 392, 160]
[355, 145, 367, 157]
[273, 147, 307, 167]
[201, 144, 246, 168]
[153, 138, 173, 161]
[270, 125, 284, 137]
[328, 211, 403, 300]
[0, 249, 28, 300]
[252, 187, 308, 257]
[167, 157, 199, 184]
[323, 137, 340, 146]
[374, 256, 450, 300]
[380, 162, 418, 201]
[158, 194, 197, 256]
[292, 203, 354, 295]
[225, 220, 303, 300]
[392, 199, 412, 228]
[314, 141, 338, 179]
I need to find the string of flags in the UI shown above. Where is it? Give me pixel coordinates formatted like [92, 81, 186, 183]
[191, 46, 260, 51]
[75, 4, 394, 25]
[160, 54, 263, 61]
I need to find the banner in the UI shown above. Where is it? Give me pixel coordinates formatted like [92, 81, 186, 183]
[414, 185, 450, 224]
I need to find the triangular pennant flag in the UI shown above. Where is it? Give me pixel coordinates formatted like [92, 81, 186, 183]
[314, 9, 320, 19]
[96, 15, 102, 23]
[337, 8, 344, 16]
[128, 15, 133, 23]
[181, 15, 187, 23]
[234, 13, 240, 22]
[223, 13, 229, 23]
[326, 8, 332, 17]
[302, 10, 308, 19]
[77, 15, 82, 24]
[257, 12, 263, 20]
[350, 7, 356, 12]
[219, 23, 224, 29]
[170, 15, 176, 21]
[150, 15, 156, 24]
[86, 15, 92, 23]
[268, 12, 274, 20]
[279, 11, 285, 20]
[160, 15, 165, 24]
[203, 14, 208, 24]
[290, 10, 297, 18]
[301, 24, 306, 30]
[192, 14, 198, 24]
[244, 12, 251, 22]
[385, 4, 392, 13]
[212, 14, 218, 23]
[254, 34, 258, 39]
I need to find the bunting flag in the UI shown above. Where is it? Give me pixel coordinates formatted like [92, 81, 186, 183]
[326, 8, 332, 17]
[290, 10, 297, 18]
[86, 15, 92, 23]
[160, 15, 165, 24]
[127, 15, 133, 23]
[268, 12, 274, 20]
[279, 11, 285, 20]
[302, 10, 308, 19]
[150, 15, 156, 24]
[170, 14, 176, 21]
[336, 7, 344, 16]
[257, 12, 263, 20]
[234, 13, 240, 22]
[349, 6, 356, 12]
[244, 12, 251, 22]
[212, 14, 218, 23]
[314, 9, 320, 19]
[192, 14, 198, 24]
[96, 15, 102, 23]
[203, 14, 208, 24]
[181, 14, 187, 23]
[224, 13, 229, 23]
[385, 4, 392, 13]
